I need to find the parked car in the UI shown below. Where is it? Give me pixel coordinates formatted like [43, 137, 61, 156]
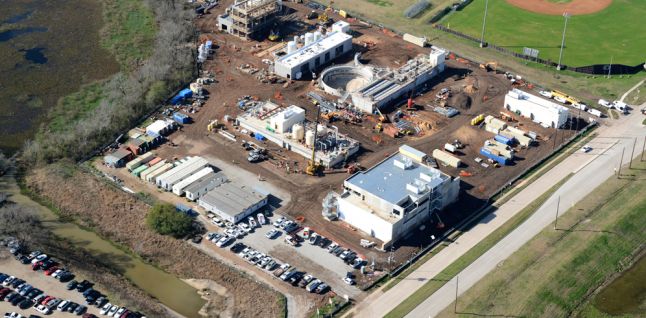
[299, 274, 314, 288]
[94, 296, 108, 308]
[18, 298, 33, 309]
[265, 229, 280, 239]
[107, 305, 119, 317]
[100, 303, 113, 315]
[57, 300, 71, 311]
[2, 276, 15, 286]
[10, 295, 25, 306]
[581, 145, 593, 153]
[66, 302, 78, 313]
[315, 283, 329, 294]
[114, 307, 126, 317]
[306, 279, 321, 292]
[66, 280, 78, 290]
[74, 305, 87, 315]
[35, 304, 51, 314]
[272, 217, 285, 228]
[229, 242, 246, 253]
[215, 235, 233, 248]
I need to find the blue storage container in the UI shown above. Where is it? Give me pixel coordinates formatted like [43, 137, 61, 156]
[254, 133, 266, 141]
[175, 204, 197, 217]
[171, 88, 193, 105]
[494, 134, 514, 145]
[480, 147, 510, 165]
[173, 112, 191, 124]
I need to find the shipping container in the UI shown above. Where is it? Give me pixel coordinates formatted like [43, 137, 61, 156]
[254, 133, 266, 141]
[480, 147, 510, 165]
[132, 164, 149, 177]
[403, 33, 427, 47]
[444, 143, 457, 153]
[147, 157, 162, 167]
[432, 149, 461, 168]
[125, 152, 154, 171]
[173, 112, 191, 124]
[494, 134, 514, 146]
[141, 160, 167, 181]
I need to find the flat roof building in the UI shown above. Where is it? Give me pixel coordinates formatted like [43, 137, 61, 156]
[185, 172, 228, 201]
[104, 148, 132, 168]
[274, 31, 353, 80]
[198, 183, 268, 224]
[334, 145, 459, 246]
[504, 88, 569, 128]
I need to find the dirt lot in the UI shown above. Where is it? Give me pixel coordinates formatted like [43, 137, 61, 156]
[98, 1, 586, 282]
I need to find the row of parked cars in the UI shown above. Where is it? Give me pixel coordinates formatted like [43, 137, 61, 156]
[1, 271, 93, 317]
[207, 212, 268, 240]
[3, 241, 146, 318]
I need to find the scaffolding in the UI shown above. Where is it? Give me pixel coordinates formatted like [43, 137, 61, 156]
[229, 0, 280, 40]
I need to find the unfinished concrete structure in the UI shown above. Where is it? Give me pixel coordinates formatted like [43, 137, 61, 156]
[218, 0, 281, 41]
[236, 101, 361, 168]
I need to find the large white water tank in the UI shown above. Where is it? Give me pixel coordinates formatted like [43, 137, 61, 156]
[304, 33, 314, 46]
[305, 130, 315, 147]
[293, 35, 299, 43]
[292, 123, 305, 140]
[314, 31, 322, 42]
[287, 41, 297, 54]
[317, 124, 327, 135]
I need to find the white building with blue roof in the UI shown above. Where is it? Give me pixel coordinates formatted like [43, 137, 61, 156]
[337, 145, 459, 245]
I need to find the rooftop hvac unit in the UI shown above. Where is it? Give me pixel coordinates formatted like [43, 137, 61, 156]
[394, 157, 413, 170]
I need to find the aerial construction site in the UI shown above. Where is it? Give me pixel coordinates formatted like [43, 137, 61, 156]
[96, 0, 594, 298]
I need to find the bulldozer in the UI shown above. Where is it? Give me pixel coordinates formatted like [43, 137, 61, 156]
[479, 61, 498, 72]
[268, 29, 280, 41]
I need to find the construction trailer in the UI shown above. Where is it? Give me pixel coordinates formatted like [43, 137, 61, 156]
[198, 183, 268, 224]
[334, 145, 460, 248]
[236, 101, 361, 168]
[184, 172, 229, 201]
[171, 167, 215, 196]
[140, 160, 168, 181]
[146, 162, 174, 183]
[274, 30, 353, 80]
[125, 152, 155, 171]
[104, 148, 133, 168]
[504, 89, 569, 128]
[156, 156, 210, 191]
[218, 0, 281, 41]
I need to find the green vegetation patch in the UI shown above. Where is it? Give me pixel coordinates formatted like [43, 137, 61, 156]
[435, 158, 646, 318]
[442, 0, 646, 66]
[146, 203, 194, 238]
[45, 83, 104, 133]
[101, 0, 156, 72]
[384, 174, 573, 318]
[365, 0, 393, 7]
[624, 81, 646, 106]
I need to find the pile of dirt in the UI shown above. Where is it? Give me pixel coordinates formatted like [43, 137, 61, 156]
[25, 163, 284, 318]
[449, 93, 471, 109]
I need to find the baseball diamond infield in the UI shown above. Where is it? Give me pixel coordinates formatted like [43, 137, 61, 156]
[506, 0, 613, 15]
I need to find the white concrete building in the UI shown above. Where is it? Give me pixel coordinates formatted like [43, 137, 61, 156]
[504, 88, 569, 128]
[198, 183, 268, 223]
[274, 30, 353, 79]
[351, 47, 447, 113]
[336, 145, 460, 246]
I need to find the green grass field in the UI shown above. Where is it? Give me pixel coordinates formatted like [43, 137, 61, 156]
[442, 0, 646, 66]
[435, 158, 646, 318]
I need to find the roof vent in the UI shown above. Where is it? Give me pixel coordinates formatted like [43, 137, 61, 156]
[394, 157, 413, 170]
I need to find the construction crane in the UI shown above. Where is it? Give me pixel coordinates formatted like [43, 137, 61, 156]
[306, 103, 323, 176]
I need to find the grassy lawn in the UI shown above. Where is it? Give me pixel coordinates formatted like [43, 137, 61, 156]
[624, 80, 646, 106]
[435, 158, 646, 318]
[442, 0, 646, 66]
[384, 174, 573, 318]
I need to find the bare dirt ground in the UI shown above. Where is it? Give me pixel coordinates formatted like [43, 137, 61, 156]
[24, 163, 284, 318]
[95, 0, 585, 289]
[506, 0, 613, 15]
[124, 3, 588, 274]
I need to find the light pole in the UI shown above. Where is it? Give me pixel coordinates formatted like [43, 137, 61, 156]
[556, 12, 570, 70]
[479, 0, 489, 48]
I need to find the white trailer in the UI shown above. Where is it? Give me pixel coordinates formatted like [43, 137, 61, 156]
[156, 157, 209, 190]
[172, 167, 215, 196]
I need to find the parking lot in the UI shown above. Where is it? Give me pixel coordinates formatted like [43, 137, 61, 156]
[201, 213, 362, 298]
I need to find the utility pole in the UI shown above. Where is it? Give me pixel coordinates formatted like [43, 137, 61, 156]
[556, 12, 570, 70]
[479, 0, 489, 48]
[630, 137, 637, 169]
[607, 56, 614, 79]
[554, 196, 560, 230]
[617, 147, 625, 178]
[454, 276, 459, 313]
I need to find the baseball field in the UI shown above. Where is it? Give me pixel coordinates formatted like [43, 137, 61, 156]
[442, 0, 646, 66]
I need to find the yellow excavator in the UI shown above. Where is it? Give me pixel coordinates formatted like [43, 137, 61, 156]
[306, 103, 323, 176]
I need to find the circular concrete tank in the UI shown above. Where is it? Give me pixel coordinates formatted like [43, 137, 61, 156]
[320, 65, 375, 97]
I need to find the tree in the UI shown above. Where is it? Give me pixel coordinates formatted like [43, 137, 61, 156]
[0, 204, 43, 245]
[145, 203, 193, 238]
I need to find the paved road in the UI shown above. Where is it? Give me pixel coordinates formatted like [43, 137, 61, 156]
[406, 107, 646, 317]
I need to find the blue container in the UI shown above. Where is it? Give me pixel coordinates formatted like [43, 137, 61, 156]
[205, 40, 213, 50]
[171, 88, 193, 105]
[494, 134, 514, 145]
[480, 147, 510, 165]
[175, 204, 197, 217]
[173, 112, 191, 124]
[254, 133, 266, 141]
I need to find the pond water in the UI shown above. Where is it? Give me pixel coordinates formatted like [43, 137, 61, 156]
[593, 253, 646, 315]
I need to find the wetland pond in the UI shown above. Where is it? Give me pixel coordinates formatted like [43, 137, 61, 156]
[0, 0, 119, 154]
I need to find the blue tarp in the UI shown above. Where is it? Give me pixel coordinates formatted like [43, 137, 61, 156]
[254, 133, 266, 141]
[171, 88, 193, 105]
[173, 112, 191, 124]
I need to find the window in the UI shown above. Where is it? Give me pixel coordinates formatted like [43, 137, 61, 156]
[324, 52, 330, 62]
